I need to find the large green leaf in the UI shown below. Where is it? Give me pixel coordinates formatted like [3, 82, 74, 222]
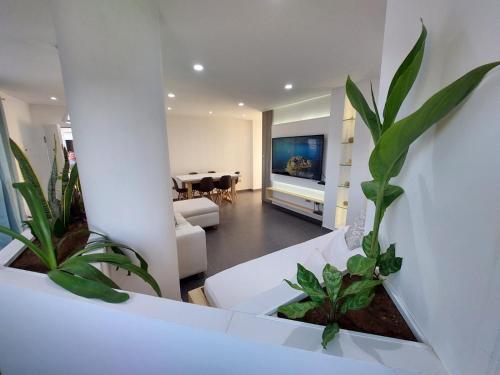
[323, 264, 342, 303]
[48, 152, 60, 218]
[341, 290, 375, 314]
[361, 180, 404, 218]
[383, 22, 427, 130]
[63, 165, 79, 229]
[378, 244, 403, 276]
[87, 231, 149, 270]
[321, 322, 339, 349]
[362, 231, 380, 259]
[346, 76, 380, 142]
[13, 182, 56, 269]
[68, 252, 133, 266]
[60, 258, 120, 289]
[117, 262, 162, 297]
[72, 252, 161, 297]
[370, 62, 500, 180]
[10, 139, 52, 220]
[347, 255, 377, 277]
[48, 269, 129, 303]
[283, 279, 303, 292]
[296, 263, 326, 303]
[278, 301, 319, 319]
[0, 225, 50, 268]
[341, 279, 383, 298]
[61, 147, 70, 194]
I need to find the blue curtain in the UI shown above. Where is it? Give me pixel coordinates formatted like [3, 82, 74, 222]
[0, 100, 22, 248]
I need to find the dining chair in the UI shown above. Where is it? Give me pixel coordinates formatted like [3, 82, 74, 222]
[171, 178, 188, 200]
[196, 177, 216, 200]
[214, 175, 232, 204]
[234, 171, 241, 200]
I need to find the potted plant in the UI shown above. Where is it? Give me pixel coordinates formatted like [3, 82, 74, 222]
[278, 21, 499, 347]
[2, 140, 161, 303]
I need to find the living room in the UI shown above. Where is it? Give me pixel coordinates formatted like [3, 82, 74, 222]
[1, 1, 500, 374]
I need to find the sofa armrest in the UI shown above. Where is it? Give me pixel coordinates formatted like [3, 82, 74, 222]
[176, 225, 207, 279]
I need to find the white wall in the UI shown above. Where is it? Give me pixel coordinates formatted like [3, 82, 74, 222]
[0, 92, 51, 194]
[167, 114, 253, 190]
[376, 1, 500, 374]
[0, 267, 413, 375]
[273, 95, 331, 125]
[29, 104, 66, 126]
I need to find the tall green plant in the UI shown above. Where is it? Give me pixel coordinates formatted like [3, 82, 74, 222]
[12, 137, 81, 237]
[280, 21, 499, 348]
[345, 22, 499, 279]
[0, 182, 161, 302]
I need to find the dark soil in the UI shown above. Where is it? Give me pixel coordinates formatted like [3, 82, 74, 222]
[10, 221, 90, 274]
[278, 275, 417, 341]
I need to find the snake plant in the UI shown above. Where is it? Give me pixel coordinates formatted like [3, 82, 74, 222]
[345, 21, 499, 280]
[0, 182, 161, 302]
[11, 137, 81, 237]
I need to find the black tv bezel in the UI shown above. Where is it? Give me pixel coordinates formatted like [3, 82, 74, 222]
[271, 134, 325, 181]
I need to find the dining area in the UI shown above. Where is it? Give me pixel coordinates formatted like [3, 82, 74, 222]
[172, 171, 241, 204]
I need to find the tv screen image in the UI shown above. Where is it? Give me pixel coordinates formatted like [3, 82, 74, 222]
[272, 135, 324, 181]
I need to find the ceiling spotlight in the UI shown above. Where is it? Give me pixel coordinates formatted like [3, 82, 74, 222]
[284, 83, 293, 90]
[208, 111, 213, 115]
[50, 96, 58, 101]
[193, 64, 204, 72]
[238, 102, 245, 107]
[167, 107, 172, 111]
[167, 93, 176, 98]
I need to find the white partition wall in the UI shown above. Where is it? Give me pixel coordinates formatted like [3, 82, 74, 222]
[51, 0, 180, 298]
[375, 1, 500, 374]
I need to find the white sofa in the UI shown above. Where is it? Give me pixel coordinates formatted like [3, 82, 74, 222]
[175, 213, 207, 279]
[204, 228, 363, 310]
[173, 198, 219, 228]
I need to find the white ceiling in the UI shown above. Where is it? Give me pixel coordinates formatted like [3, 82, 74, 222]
[0, 0, 387, 119]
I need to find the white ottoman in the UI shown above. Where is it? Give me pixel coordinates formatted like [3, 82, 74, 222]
[173, 198, 219, 228]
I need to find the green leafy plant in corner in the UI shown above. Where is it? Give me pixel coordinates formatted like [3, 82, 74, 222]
[0, 181, 161, 302]
[280, 21, 499, 349]
[345, 21, 499, 280]
[278, 264, 383, 348]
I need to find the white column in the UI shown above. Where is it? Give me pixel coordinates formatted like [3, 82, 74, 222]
[51, 0, 180, 299]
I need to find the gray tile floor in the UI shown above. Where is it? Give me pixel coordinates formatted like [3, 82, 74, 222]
[180, 190, 330, 301]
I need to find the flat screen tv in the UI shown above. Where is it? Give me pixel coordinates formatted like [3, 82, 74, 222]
[272, 135, 324, 181]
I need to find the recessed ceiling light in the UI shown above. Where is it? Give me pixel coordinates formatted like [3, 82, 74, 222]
[208, 111, 213, 115]
[238, 102, 244, 107]
[284, 83, 293, 90]
[193, 64, 204, 72]
[167, 107, 172, 111]
[50, 96, 58, 101]
[167, 93, 176, 98]
[242, 114, 247, 117]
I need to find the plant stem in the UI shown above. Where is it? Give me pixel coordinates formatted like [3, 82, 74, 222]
[370, 181, 387, 260]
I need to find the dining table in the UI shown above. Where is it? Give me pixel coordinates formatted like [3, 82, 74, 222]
[175, 172, 240, 200]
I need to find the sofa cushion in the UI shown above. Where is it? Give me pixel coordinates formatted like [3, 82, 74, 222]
[320, 228, 350, 268]
[173, 198, 219, 218]
[204, 231, 339, 309]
